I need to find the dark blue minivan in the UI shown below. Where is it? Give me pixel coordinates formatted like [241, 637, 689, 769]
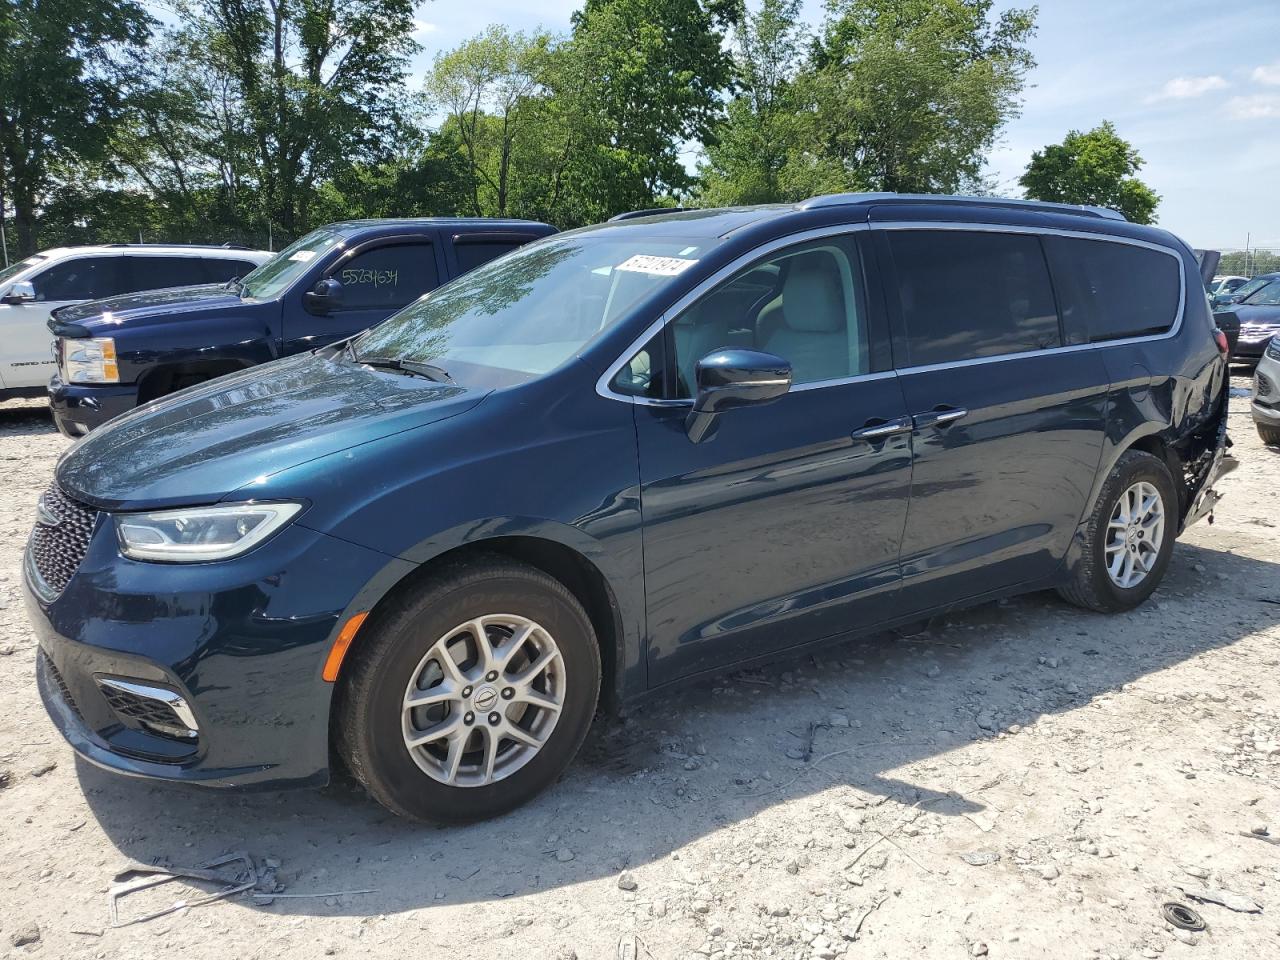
[26, 194, 1234, 822]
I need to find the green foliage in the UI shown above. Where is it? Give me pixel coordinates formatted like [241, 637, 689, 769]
[0, 0, 152, 254]
[1217, 249, 1280, 278]
[1019, 121, 1160, 224]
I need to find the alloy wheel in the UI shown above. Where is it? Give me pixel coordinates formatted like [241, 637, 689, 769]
[401, 614, 565, 787]
[1104, 480, 1165, 589]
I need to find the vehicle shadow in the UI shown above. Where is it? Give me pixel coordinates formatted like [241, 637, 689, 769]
[76, 540, 1280, 917]
[0, 400, 54, 431]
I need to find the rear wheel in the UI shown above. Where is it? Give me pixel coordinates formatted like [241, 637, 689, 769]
[336, 557, 601, 822]
[1258, 422, 1280, 447]
[1058, 450, 1177, 613]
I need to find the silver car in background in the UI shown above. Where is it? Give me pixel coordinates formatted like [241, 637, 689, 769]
[1254, 335, 1280, 446]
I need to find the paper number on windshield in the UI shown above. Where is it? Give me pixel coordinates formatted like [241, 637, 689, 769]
[341, 268, 399, 287]
[616, 255, 698, 276]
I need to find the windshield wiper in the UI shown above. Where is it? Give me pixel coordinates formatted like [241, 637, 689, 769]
[224, 276, 245, 296]
[357, 355, 454, 384]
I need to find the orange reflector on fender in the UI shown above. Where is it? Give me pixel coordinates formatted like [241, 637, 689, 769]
[323, 612, 369, 682]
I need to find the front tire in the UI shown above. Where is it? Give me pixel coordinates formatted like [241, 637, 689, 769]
[336, 557, 601, 823]
[1058, 450, 1177, 613]
[1258, 422, 1280, 447]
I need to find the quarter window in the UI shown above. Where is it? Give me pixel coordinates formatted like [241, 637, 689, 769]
[887, 230, 1061, 366]
[670, 236, 869, 396]
[454, 241, 524, 273]
[335, 243, 439, 310]
[1043, 236, 1181, 342]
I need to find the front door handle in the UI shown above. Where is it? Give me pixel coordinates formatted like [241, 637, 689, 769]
[913, 406, 968, 430]
[851, 416, 913, 441]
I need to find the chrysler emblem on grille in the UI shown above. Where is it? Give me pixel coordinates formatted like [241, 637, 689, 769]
[35, 495, 62, 528]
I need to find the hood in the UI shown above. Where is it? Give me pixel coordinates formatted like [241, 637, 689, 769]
[57, 351, 488, 510]
[1233, 304, 1280, 327]
[52, 284, 246, 333]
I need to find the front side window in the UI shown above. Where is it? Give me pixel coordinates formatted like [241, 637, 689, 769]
[888, 230, 1061, 366]
[668, 236, 869, 397]
[241, 228, 344, 300]
[334, 243, 439, 310]
[30, 257, 122, 302]
[1044, 236, 1181, 342]
[354, 234, 722, 378]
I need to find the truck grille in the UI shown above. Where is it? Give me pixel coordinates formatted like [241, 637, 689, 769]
[29, 483, 98, 597]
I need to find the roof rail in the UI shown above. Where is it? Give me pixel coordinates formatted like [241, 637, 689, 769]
[796, 192, 1127, 222]
[103, 242, 255, 250]
[608, 207, 689, 222]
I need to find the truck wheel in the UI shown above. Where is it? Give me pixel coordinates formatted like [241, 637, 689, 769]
[335, 556, 601, 823]
[1259, 423, 1280, 447]
[1058, 450, 1178, 613]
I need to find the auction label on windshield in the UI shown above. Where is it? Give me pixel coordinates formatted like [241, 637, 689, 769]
[616, 255, 698, 276]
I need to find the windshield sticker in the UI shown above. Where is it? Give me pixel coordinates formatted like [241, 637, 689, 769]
[616, 255, 698, 277]
[288, 250, 317, 262]
[341, 268, 398, 288]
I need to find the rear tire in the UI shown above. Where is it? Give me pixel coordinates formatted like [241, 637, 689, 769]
[1058, 450, 1177, 613]
[335, 556, 601, 823]
[1258, 423, 1280, 447]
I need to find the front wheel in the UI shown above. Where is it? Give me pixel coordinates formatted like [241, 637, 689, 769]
[1058, 450, 1178, 613]
[335, 557, 601, 823]
[1258, 422, 1280, 447]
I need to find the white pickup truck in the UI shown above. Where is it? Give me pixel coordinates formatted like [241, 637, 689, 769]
[0, 244, 269, 399]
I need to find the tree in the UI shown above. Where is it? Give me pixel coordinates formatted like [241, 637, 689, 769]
[567, 0, 733, 211]
[426, 27, 557, 218]
[803, 0, 1036, 194]
[183, 0, 421, 237]
[698, 0, 811, 205]
[0, 0, 152, 254]
[1019, 121, 1160, 224]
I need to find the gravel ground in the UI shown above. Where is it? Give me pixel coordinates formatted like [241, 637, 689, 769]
[0, 377, 1277, 960]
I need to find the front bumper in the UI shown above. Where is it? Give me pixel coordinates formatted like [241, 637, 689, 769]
[24, 514, 404, 789]
[48, 374, 139, 438]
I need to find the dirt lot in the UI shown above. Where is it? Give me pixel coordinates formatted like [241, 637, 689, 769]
[0, 377, 1277, 960]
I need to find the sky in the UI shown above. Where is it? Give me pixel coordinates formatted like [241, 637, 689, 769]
[405, 0, 1280, 251]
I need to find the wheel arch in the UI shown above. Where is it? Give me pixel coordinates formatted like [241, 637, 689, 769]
[333, 534, 629, 716]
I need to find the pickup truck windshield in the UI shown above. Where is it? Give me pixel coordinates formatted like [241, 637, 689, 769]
[240, 229, 343, 300]
[0, 255, 45, 287]
[354, 234, 716, 376]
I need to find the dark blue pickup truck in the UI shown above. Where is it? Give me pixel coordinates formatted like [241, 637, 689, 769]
[47, 218, 556, 436]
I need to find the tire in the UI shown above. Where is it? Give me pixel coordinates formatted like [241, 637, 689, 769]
[335, 556, 601, 823]
[1259, 423, 1280, 447]
[1057, 450, 1178, 613]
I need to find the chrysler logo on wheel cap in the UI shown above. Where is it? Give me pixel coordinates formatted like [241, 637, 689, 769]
[472, 686, 498, 711]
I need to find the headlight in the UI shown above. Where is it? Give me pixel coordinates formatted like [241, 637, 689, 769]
[62, 337, 119, 384]
[1268, 336, 1280, 361]
[115, 502, 302, 562]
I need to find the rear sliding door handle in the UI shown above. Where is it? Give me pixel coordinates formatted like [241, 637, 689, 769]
[851, 416, 913, 441]
[913, 407, 968, 430]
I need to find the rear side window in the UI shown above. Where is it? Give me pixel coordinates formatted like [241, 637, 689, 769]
[30, 258, 123, 301]
[887, 230, 1061, 366]
[122, 256, 210, 293]
[1043, 236, 1181, 342]
[336, 243, 439, 310]
[454, 240, 523, 274]
[205, 259, 259, 283]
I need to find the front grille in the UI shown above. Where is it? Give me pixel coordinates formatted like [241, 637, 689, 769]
[28, 483, 97, 596]
[41, 652, 84, 722]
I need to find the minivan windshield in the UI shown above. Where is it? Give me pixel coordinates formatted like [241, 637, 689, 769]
[1229, 275, 1274, 303]
[353, 234, 717, 377]
[1245, 280, 1280, 306]
[240, 229, 343, 299]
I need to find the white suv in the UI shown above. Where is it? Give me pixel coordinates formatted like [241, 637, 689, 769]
[0, 244, 269, 398]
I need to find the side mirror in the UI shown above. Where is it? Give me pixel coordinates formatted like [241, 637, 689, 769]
[1, 281, 36, 305]
[303, 277, 343, 314]
[686, 348, 791, 443]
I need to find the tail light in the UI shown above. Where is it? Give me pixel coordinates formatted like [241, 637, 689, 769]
[1213, 328, 1229, 355]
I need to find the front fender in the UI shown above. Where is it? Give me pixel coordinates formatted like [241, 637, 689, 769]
[115, 310, 280, 384]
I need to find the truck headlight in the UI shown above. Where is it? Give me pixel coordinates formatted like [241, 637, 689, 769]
[115, 502, 302, 562]
[62, 337, 119, 384]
